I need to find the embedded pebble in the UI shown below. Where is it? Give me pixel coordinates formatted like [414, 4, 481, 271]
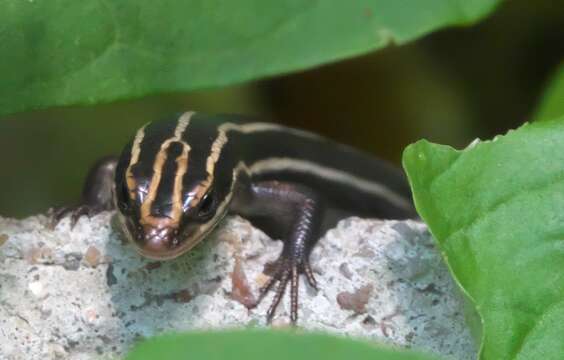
[336, 284, 374, 314]
[83, 246, 102, 267]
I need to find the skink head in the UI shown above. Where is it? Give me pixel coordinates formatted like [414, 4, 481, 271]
[113, 112, 229, 260]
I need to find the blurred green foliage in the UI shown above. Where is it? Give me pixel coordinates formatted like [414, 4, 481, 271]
[125, 330, 437, 360]
[404, 117, 564, 359]
[534, 62, 564, 122]
[1, 0, 563, 220]
[0, 0, 499, 116]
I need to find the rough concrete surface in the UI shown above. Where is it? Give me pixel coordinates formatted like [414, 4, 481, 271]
[0, 213, 476, 359]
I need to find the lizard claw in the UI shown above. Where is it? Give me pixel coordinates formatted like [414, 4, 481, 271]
[255, 256, 318, 324]
[49, 204, 102, 230]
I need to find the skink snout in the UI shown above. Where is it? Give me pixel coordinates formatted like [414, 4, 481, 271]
[122, 206, 202, 260]
[142, 225, 174, 251]
[133, 220, 182, 259]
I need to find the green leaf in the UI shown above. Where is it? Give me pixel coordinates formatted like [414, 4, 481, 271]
[1, 0, 501, 117]
[125, 330, 438, 360]
[534, 62, 564, 122]
[403, 118, 564, 359]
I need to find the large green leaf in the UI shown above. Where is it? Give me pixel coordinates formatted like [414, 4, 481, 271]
[403, 118, 564, 359]
[1, 0, 501, 117]
[534, 62, 564, 122]
[125, 330, 437, 360]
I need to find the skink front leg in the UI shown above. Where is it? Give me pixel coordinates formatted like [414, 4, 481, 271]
[232, 180, 325, 324]
[51, 156, 118, 228]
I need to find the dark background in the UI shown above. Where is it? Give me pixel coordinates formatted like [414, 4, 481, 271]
[1, 0, 563, 218]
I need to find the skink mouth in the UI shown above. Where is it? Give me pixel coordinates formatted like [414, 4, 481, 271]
[132, 222, 202, 261]
[115, 212, 196, 260]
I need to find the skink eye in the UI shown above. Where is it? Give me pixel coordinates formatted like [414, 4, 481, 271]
[198, 191, 215, 219]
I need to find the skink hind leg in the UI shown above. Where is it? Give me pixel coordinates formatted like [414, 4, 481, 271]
[237, 181, 324, 324]
[50, 156, 118, 229]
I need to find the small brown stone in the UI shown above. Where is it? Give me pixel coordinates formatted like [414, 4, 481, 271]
[230, 257, 256, 309]
[84, 246, 102, 267]
[336, 284, 374, 314]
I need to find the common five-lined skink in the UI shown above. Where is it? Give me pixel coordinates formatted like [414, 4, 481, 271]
[53, 111, 416, 323]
